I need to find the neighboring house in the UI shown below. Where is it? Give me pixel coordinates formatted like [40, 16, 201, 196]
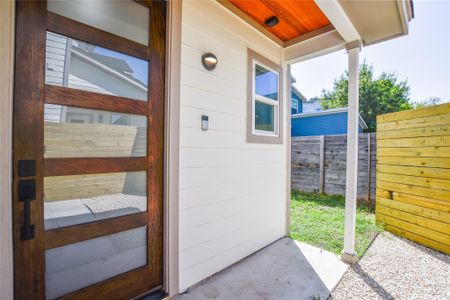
[0, 1, 413, 299]
[292, 108, 368, 136]
[45, 31, 148, 126]
[290, 92, 367, 136]
[291, 86, 307, 115]
[290, 77, 307, 115]
[302, 98, 322, 112]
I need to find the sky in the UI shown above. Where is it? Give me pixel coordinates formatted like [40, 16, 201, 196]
[291, 0, 450, 104]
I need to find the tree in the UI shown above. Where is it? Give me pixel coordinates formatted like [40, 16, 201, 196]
[319, 62, 412, 132]
[414, 97, 442, 108]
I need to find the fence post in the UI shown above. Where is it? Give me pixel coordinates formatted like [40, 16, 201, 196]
[366, 133, 371, 202]
[319, 135, 325, 194]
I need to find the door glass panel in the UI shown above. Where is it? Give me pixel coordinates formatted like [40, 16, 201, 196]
[44, 104, 147, 158]
[47, 0, 149, 45]
[44, 171, 147, 230]
[45, 226, 147, 299]
[45, 32, 148, 101]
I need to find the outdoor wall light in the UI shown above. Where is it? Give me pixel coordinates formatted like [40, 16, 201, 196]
[265, 16, 279, 27]
[201, 52, 218, 71]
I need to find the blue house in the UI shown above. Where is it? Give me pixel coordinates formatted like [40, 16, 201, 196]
[291, 86, 306, 115]
[291, 107, 368, 137]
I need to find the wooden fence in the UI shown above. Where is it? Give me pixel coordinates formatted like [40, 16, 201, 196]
[376, 103, 450, 254]
[291, 133, 376, 205]
[44, 122, 146, 201]
[44, 121, 145, 158]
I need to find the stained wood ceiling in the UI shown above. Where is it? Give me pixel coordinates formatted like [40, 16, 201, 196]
[228, 0, 331, 42]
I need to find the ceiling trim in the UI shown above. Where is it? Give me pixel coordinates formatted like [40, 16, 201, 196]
[284, 29, 345, 64]
[217, 0, 284, 46]
[284, 24, 335, 48]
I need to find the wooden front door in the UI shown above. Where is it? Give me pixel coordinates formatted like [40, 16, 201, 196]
[13, 1, 165, 299]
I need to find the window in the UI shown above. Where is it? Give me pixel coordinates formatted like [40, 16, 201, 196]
[292, 99, 299, 115]
[247, 49, 283, 144]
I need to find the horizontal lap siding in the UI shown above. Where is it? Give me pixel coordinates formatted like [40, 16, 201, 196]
[179, 0, 285, 291]
[376, 103, 450, 254]
[291, 112, 364, 137]
[292, 112, 348, 136]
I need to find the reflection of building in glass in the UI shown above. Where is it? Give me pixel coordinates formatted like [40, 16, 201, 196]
[46, 32, 147, 98]
[254, 63, 279, 132]
[43, 33, 148, 230]
[44, 31, 148, 127]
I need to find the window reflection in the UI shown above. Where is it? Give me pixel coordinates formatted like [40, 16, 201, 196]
[44, 171, 147, 230]
[44, 104, 147, 158]
[45, 226, 147, 299]
[255, 64, 279, 101]
[47, 0, 150, 45]
[45, 32, 148, 101]
[255, 101, 275, 132]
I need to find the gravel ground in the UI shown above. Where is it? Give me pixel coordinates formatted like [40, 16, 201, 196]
[330, 232, 450, 300]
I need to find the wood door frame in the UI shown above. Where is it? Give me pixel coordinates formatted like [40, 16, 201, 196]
[12, 1, 167, 299]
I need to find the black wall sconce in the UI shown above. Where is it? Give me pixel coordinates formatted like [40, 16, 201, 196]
[265, 16, 279, 27]
[201, 52, 218, 71]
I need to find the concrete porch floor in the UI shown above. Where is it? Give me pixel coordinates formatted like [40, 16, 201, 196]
[176, 238, 349, 300]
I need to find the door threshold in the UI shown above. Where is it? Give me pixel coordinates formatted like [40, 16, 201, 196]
[135, 287, 167, 300]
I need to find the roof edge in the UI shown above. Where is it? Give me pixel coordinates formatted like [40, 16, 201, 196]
[292, 107, 368, 129]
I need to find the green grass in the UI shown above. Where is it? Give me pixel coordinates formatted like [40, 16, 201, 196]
[289, 190, 383, 258]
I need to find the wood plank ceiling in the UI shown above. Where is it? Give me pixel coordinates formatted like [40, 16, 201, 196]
[228, 0, 331, 42]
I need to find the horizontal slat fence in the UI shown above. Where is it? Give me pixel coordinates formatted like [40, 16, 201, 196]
[291, 133, 376, 206]
[44, 122, 146, 200]
[376, 103, 450, 254]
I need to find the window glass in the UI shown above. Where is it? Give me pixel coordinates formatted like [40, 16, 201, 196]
[45, 226, 147, 299]
[255, 64, 278, 101]
[255, 101, 275, 132]
[292, 99, 299, 115]
[44, 171, 147, 230]
[111, 113, 130, 125]
[45, 32, 148, 101]
[47, 0, 149, 45]
[44, 104, 147, 158]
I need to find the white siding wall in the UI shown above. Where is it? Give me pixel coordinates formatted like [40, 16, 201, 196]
[179, 0, 287, 290]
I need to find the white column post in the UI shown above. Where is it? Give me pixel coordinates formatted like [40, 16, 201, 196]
[341, 44, 360, 264]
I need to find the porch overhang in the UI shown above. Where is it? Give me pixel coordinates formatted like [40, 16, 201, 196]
[219, 0, 414, 61]
[219, 0, 413, 263]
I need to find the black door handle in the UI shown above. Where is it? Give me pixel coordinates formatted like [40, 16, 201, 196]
[19, 180, 36, 240]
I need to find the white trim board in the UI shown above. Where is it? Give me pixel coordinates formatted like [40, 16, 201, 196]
[0, 1, 15, 299]
[314, 0, 360, 43]
[164, 0, 182, 296]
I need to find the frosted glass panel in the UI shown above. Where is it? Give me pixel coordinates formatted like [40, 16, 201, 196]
[45, 32, 148, 101]
[44, 104, 147, 158]
[45, 226, 147, 299]
[47, 0, 149, 45]
[44, 171, 147, 230]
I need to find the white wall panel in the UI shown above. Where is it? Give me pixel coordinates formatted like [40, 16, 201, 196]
[179, 0, 287, 290]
